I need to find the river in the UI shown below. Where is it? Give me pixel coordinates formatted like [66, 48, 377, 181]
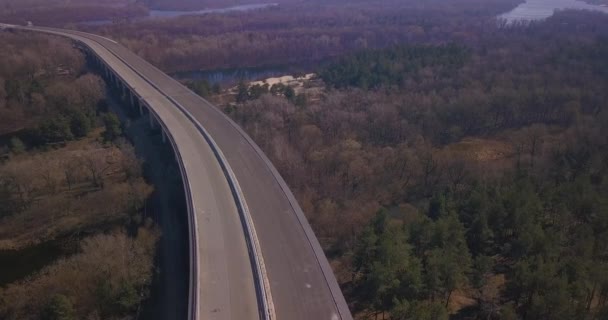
[499, 0, 608, 23]
[79, 3, 278, 26]
[172, 65, 292, 86]
[149, 3, 278, 18]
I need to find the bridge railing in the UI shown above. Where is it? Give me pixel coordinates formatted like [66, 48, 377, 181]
[66, 29, 274, 320]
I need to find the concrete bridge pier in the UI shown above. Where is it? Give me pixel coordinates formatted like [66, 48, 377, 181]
[107, 72, 115, 89]
[140, 100, 167, 143]
[89, 53, 167, 144]
[120, 82, 128, 101]
[129, 90, 136, 108]
[149, 111, 156, 128]
[87, 53, 100, 70]
[124, 86, 142, 118]
[98, 62, 139, 121]
[98, 64, 118, 97]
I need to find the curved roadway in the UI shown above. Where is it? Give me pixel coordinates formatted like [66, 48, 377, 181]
[2, 24, 353, 320]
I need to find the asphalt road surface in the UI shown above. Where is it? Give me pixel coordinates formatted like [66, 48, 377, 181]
[3, 24, 353, 320]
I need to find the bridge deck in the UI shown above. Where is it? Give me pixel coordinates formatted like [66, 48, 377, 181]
[9, 25, 353, 320]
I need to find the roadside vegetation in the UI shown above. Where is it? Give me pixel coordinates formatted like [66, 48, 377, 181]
[216, 10, 608, 320]
[83, 0, 608, 318]
[3, 0, 608, 319]
[0, 32, 158, 319]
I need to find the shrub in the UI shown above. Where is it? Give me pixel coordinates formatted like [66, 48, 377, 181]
[32, 117, 74, 145]
[9, 137, 25, 154]
[43, 295, 75, 320]
[102, 113, 122, 142]
[69, 110, 92, 138]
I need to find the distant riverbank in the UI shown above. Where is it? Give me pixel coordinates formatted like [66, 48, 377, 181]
[172, 61, 320, 87]
[499, 0, 608, 23]
[79, 3, 278, 26]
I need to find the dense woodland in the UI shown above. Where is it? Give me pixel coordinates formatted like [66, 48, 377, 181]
[0, 0, 148, 26]
[141, 0, 290, 10]
[87, 0, 521, 73]
[225, 10, 608, 320]
[3, 0, 608, 319]
[0, 32, 158, 319]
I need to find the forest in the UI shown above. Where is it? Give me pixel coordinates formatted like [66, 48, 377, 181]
[85, 0, 521, 73]
[3, 0, 608, 319]
[223, 10, 608, 320]
[0, 0, 147, 26]
[0, 32, 158, 319]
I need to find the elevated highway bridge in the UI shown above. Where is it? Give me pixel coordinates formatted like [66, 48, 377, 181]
[0, 23, 353, 320]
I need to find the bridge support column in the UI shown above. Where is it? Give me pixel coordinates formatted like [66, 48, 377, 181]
[161, 130, 167, 143]
[138, 99, 144, 115]
[129, 91, 135, 108]
[149, 113, 156, 128]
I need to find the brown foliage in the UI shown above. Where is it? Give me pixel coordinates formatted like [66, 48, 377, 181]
[0, 143, 153, 250]
[0, 0, 147, 26]
[0, 227, 159, 320]
[227, 10, 608, 256]
[89, 0, 520, 72]
[0, 32, 90, 135]
[0, 29, 157, 320]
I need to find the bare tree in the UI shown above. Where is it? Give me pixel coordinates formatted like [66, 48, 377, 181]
[35, 154, 62, 194]
[62, 155, 82, 191]
[74, 74, 106, 110]
[525, 124, 547, 168]
[445, 156, 469, 192]
[117, 140, 142, 181]
[82, 150, 112, 189]
[0, 161, 36, 210]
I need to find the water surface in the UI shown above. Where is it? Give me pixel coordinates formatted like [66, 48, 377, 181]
[149, 3, 278, 18]
[79, 3, 278, 26]
[173, 66, 290, 86]
[499, 0, 608, 23]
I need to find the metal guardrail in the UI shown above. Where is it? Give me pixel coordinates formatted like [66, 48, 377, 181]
[72, 27, 351, 320]
[1, 26, 200, 320]
[116, 57, 276, 320]
[199, 100, 354, 320]
[6, 24, 353, 320]
[82, 50, 202, 320]
[48, 28, 275, 320]
[6, 25, 268, 320]
[83, 49, 203, 320]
